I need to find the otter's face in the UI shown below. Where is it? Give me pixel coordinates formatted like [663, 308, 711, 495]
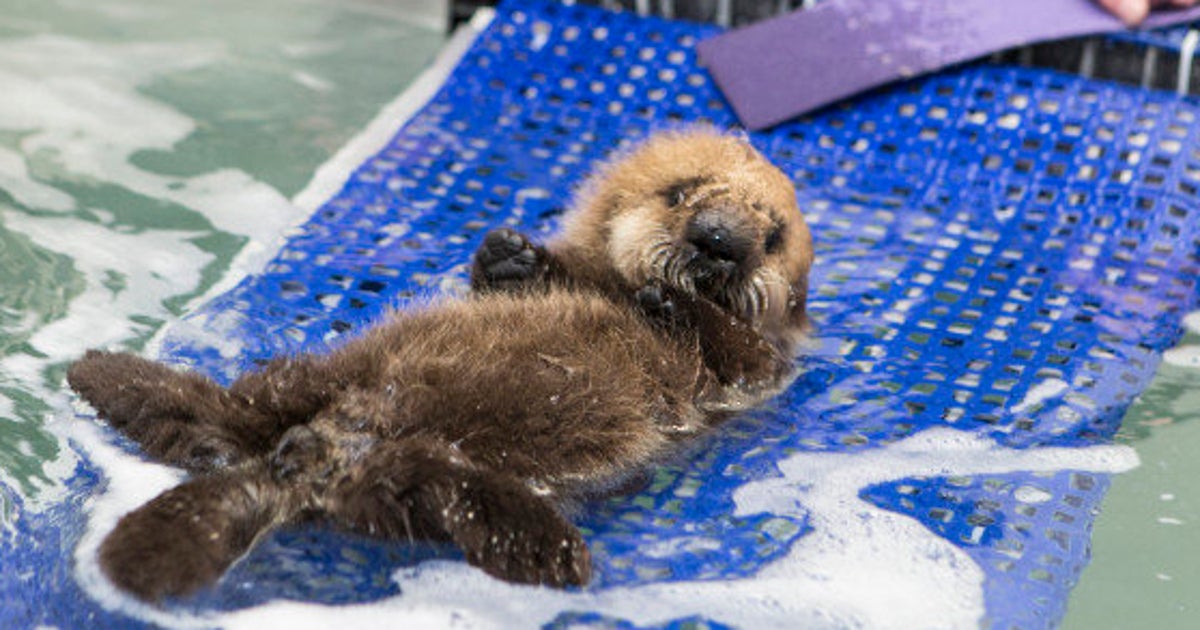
[578, 130, 814, 340]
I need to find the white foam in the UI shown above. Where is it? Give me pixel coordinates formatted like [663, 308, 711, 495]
[0, 32, 300, 347]
[0, 34, 238, 367]
[1009, 378, 1068, 415]
[0, 35, 218, 512]
[0, 214, 207, 360]
[0, 36, 220, 150]
[0, 145, 75, 211]
[223, 600, 496, 630]
[1183, 311, 1200, 335]
[154, 9, 491, 338]
[1161, 311, 1200, 369]
[1163, 345, 1200, 369]
[1012, 484, 1053, 504]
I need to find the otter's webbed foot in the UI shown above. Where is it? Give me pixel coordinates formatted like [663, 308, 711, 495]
[471, 228, 548, 292]
[67, 350, 252, 472]
[635, 284, 675, 319]
[331, 439, 591, 588]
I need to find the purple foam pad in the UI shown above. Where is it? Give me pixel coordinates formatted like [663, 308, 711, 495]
[697, 0, 1200, 130]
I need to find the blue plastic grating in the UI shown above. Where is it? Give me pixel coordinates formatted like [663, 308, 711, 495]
[5, 0, 1199, 627]
[151, 1, 1200, 627]
[1110, 21, 1198, 51]
[862, 470, 1115, 626]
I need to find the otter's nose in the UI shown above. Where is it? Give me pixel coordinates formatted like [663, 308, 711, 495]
[685, 215, 751, 265]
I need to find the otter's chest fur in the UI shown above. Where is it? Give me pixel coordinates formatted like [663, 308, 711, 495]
[300, 289, 714, 503]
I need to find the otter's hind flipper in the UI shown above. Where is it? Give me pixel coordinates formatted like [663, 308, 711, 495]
[67, 350, 266, 472]
[99, 470, 287, 601]
[330, 439, 591, 588]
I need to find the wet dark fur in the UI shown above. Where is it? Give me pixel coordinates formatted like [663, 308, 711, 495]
[67, 129, 814, 602]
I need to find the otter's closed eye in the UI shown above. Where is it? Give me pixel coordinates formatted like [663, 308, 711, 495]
[660, 176, 710, 206]
[764, 224, 784, 254]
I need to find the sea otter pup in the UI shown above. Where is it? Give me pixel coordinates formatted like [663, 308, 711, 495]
[66, 128, 815, 602]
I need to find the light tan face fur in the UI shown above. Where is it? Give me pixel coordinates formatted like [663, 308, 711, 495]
[561, 129, 815, 339]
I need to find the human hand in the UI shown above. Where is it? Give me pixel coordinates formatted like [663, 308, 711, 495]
[1097, 0, 1200, 25]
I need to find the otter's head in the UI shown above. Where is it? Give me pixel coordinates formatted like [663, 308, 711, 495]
[562, 128, 815, 344]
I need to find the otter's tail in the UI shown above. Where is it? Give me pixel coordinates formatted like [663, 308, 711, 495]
[98, 469, 290, 602]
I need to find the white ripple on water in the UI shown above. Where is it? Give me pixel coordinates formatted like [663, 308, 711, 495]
[0, 145, 75, 212]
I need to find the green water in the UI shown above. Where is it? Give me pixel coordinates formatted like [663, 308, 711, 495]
[1063, 330, 1200, 629]
[0, 0, 443, 504]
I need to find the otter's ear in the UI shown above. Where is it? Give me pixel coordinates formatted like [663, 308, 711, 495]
[725, 128, 759, 155]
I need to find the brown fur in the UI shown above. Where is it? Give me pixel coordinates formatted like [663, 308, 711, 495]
[67, 128, 814, 602]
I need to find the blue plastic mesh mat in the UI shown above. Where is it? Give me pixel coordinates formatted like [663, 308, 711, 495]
[5, 0, 1200, 627]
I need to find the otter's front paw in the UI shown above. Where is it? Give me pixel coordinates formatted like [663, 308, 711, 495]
[635, 284, 675, 320]
[636, 284, 696, 332]
[471, 228, 544, 291]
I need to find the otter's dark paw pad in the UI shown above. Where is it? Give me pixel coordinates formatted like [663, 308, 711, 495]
[474, 228, 541, 286]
